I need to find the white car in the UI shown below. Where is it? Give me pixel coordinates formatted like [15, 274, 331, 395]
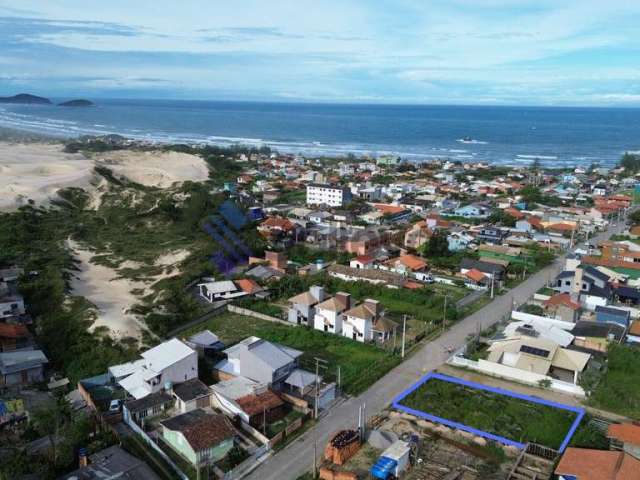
[109, 399, 122, 412]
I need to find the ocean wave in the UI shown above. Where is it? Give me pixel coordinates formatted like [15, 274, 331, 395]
[457, 138, 488, 145]
[516, 154, 558, 160]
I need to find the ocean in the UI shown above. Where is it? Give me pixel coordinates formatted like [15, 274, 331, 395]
[1, 98, 639, 167]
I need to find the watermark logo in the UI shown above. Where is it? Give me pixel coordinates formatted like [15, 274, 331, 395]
[203, 200, 259, 275]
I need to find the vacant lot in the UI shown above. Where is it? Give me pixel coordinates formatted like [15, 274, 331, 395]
[588, 344, 640, 418]
[182, 312, 400, 395]
[396, 377, 578, 450]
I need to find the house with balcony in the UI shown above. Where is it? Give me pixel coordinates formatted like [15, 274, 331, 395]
[109, 338, 198, 400]
[287, 285, 327, 326]
[313, 292, 352, 335]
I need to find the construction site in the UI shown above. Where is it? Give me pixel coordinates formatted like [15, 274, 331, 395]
[318, 410, 523, 480]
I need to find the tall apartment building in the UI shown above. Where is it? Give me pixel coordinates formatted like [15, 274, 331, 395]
[306, 183, 352, 207]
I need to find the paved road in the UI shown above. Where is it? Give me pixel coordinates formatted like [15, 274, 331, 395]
[247, 219, 627, 480]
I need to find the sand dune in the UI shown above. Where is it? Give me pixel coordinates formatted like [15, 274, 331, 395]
[95, 150, 210, 188]
[0, 142, 211, 210]
[0, 143, 94, 210]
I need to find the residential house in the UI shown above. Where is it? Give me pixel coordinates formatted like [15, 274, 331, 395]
[342, 299, 392, 343]
[235, 388, 286, 428]
[0, 291, 25, 321]
[608, 423, 640, 460]
[109, 338, 198, 400]
[344, 230, 390, 256]
[161, 409, 235, 466]
[123, 390, 174, 426]
[287, 285, 326, 326]
[60, 445, 161, 480]
[595, 305, 631, 328]
[214, 336, 302, 388]
[460, 258, 506, 283]
[257, 216, 301, 246]
[404, 222, 431, 250]
[515, 216, 543, 233]
[0, 349, 48, 386]
[451, 204, 489, 219]
[313, 292, 351, 335]
[447, 232, 474, 252]
[464, 269, 488, 288]
[543, 293, 581, 323]
[554, 447, 640, 480]
[487, 336, 590, 384]
[184, 330, 225, 357]
[0, 323, 32, 352]
[349, 255, 376, 269]
[198, 280, 247, 302]
[384, 254, 427, 275]
[554, 266, 611, 309]
[173, 378, 212, 414]
[211, 377, 286, 426]
[476, 226, 507, 245]
[571, 320, 626, 353]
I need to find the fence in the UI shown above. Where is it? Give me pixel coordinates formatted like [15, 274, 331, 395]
[223, 444, 270, 480]
[227, 305, 290, 325]
[124, 415, 189, 480]
[448, 356, 585, 397]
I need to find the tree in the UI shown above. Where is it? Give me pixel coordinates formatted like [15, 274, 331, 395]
[628, 209, 640, 225]
[420, 230, 450, 258]
[619, 153, 640, 173]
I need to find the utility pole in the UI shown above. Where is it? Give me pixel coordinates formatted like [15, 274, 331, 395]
[442, 295, 448, 334]
[401, 314, 407, 358]
[314, 357, 328, 419]
[490, 275, 495, 299]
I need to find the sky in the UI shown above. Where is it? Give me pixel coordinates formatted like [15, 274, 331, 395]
[0, 0, 639, 106]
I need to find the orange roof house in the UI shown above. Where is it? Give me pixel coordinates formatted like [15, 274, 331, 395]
[235, 278, 264, 295]
[544, 293, 581, 311]
[396, 254, 427, 272]
[465, 268, 487, 284]
[554, 447, 640, 480]
[608, 423, 640, 446]
[504, 208, 525, 220]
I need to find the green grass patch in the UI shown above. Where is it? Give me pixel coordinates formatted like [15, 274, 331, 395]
[182, 312, 399, 395]
[587, 344, 640, 418]
[397, 378, 577, 449]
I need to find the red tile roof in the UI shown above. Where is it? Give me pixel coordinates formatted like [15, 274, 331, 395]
[236, 390, 284, 416]
[397, 254, 427, 271]
[465, 268, 486, 283]
[0, 323, 28, 338]
[235, 278, 263, 294]
[608, 423, 640, 446]
[544, 293, 581, 311]
[555, 447, 640, 480]
[354, 255, 375, 264]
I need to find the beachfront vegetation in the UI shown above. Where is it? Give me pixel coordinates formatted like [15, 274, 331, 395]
[0, 144, 271, 383]
[397, 377, 577, 449]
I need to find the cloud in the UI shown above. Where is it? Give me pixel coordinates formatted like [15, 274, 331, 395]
[0, 1, 639, 105]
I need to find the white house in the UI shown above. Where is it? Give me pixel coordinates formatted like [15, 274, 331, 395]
[313, 292, 351, 334]
[342, 299, 383, 343]
[110, 339, 198, 400]
[306, 184, 352, 207]
[198, 280, 247, 302]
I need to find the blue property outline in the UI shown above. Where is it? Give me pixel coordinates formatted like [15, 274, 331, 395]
[392, 372, 584, 453]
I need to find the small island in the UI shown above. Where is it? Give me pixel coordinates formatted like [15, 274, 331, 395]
[0, 93, 52, 104]
[58, 99, 95, 107]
